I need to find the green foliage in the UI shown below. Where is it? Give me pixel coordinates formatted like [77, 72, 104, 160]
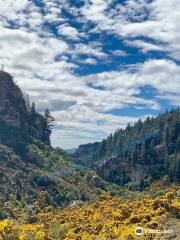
[34, 175, 54, 187]
[26, 144, 73, 172]
[0, 210, 7, 220]
[166, 153, 180, 183]
[50, 223, 69, 239]
[0, 142, 104, 215]
[0, 144, 21, 162]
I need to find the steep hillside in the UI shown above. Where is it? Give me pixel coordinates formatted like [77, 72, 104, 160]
[73, 109, 180, 188]
[0, 143, 105, 219]
[0, 71, 51, 154]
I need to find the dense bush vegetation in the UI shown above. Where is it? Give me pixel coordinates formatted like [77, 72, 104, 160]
[0, 184, 179, 239]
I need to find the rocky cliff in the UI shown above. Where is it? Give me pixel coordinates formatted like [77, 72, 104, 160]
[0, 71, 50, 152]
[0, 71, 28, 129]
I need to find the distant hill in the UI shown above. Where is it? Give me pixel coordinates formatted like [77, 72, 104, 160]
[65, 148, 77, 155]
[73, 108, 180, 189]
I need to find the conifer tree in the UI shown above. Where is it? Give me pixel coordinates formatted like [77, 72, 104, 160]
[44, 109, 55, 143]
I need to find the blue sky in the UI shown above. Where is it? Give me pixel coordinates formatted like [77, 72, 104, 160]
[0, 0, 180, 149]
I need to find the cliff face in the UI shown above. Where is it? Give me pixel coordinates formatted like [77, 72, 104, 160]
[96, 147, 164, 188]
[0, 71, 50, 149]
[0, 71, 28, 129]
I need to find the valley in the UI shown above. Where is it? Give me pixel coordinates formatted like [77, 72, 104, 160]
[0, 71, 179, 239]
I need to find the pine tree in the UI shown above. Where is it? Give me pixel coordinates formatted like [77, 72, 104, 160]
[30, 102, 36, 119]
[175, 155, 180, 182]
[176, 134, 180, 151]
[131, 151, 137, 167]
[25, 94, 30, 113]
[140, 144, 147, 164]
[29, 101, 37, 129]
[44, 109, 55, 143]
[167, 155, 176, 182]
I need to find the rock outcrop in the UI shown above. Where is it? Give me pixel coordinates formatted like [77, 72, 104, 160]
[0, 71, 28, 129]
[0, 71, 50, 148]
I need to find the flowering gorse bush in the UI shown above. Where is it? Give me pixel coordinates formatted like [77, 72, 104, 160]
[0, 185, 179, 239]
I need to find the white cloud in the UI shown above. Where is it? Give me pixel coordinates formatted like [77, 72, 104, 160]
[125, 39, 164, 53]
[82, 58, 97, 65]
[157, 93, 180, 106]
[112, 50, 127, 57]
[72, 43, 107, 59]
[58, 24, 82, 40]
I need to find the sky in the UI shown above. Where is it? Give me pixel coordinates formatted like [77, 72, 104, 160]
[0, 0, 180, 149]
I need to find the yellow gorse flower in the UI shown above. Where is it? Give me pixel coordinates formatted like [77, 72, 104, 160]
[35, 230, 45, 240]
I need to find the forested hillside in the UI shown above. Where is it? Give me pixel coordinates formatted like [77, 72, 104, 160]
[73, 109, 180, 188]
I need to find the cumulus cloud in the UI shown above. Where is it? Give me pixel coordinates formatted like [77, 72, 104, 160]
[58, 24, 82, 40]
[112, 50, 128, 57]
